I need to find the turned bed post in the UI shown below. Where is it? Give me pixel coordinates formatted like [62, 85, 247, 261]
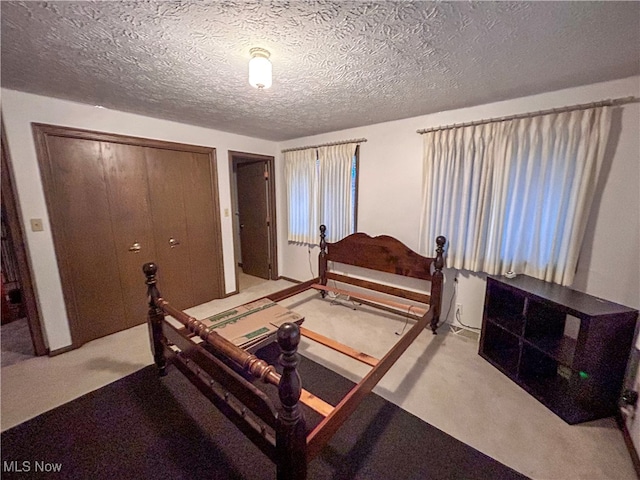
[318, 224, 327, 298]
[430, 236, 446, 334]
[276, 323, 307, 480]
[143, 262, 167, 376]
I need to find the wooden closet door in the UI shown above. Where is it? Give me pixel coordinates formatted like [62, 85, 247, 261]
[183, 152, 223, 304]
[43, 136, 127, 345]
[145, 147, 194, 309]
[35, 124, 225, 349]
[100, 142, 157, 327]
[145, 148, 221, 310]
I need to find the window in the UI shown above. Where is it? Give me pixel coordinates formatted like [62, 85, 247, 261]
[285, 144, 359, 244]
[419, 107, 612, 285]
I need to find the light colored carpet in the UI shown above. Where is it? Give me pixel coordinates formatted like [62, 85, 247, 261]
[1, 279, 636, 479]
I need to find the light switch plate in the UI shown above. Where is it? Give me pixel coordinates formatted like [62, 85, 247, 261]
[30, 218, 44, 232]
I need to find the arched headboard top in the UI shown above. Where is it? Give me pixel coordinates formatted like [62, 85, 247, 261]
[323, 231, 436, 281]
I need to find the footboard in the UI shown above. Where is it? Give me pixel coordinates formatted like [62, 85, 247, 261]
[143, 263, 307, 480]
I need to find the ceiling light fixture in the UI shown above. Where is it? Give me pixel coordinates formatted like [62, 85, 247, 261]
[249, 47, 272, 89]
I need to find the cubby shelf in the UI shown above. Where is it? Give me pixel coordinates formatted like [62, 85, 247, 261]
[479, 275, 638, 424]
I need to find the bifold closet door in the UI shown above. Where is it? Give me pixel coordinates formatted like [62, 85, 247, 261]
[36, 125, 225, 348]
[145, 148, 221, 310]
[100, 142, 157, 329]
[43, 136, 135, 345]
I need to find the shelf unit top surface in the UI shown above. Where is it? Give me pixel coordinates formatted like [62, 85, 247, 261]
[488, 275, 638, 317]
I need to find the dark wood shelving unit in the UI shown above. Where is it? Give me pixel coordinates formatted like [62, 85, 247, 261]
[479, 275, 638, 424]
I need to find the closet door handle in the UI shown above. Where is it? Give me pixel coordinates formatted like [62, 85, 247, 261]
[128, 242, 141, 253]
[169, 237, 181, 248]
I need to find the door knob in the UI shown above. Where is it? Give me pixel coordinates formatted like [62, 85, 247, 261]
[128, 242, 141, 253]
[169, 237, 181, 248]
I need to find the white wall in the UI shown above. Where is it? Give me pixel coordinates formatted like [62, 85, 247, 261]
[4, 77, 638, 351]
[1, 89, 277, 351]
[277, 76, 640, 331]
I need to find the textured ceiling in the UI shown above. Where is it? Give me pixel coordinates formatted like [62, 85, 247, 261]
[2, 1, 639, 141]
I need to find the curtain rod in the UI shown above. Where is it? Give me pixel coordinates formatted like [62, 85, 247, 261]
[416, 96, 639, 135]
[281, 138, 367, 153]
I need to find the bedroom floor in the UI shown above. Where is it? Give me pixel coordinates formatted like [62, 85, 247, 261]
[1, 277, 636, 480]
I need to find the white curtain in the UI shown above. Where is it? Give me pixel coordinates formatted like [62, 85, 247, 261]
[419, 106, 612, 285]
[317, 143, 358, 242]
[285, 148, 319, 244]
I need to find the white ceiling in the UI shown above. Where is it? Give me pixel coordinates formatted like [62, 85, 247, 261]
[2, 1, 639, 141]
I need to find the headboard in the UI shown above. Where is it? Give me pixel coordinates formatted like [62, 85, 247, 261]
[318, 225, 446, 333]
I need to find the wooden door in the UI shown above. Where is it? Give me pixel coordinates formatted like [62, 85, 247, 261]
[146, 148, 222, 309]
[236, 161, 270, 279]
[182, 152, 223, 304]
[34, 124, 225, 348]
[44, 136, 128, 345]
[101, 142, 157, 327]
[145, 148, 194, 310]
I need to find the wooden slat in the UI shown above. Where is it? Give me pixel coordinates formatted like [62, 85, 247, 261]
[300, 327, 379, 367]
[265, 278, 318, 302]
[312, 284, 428, 317]
[326, 272, 431, 305]
[306, 310, 434, 460]
[352, 298, 423, 321]
[300, 389, 334, 418]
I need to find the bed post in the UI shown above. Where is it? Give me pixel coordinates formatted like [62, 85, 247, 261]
[276, 323, 307, 480]
[318, 224, 327, 298]
[143, 262, 167, 376]
[430, 236, 446, 334]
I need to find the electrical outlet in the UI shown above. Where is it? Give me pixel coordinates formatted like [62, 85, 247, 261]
[456, 303, 463, 316]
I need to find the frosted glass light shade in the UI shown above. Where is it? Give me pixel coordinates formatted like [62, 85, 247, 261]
[249, 48, 272, 89]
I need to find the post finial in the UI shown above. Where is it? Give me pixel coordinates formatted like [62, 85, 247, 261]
[143, 262, 157, 275]
[143, 262, 158, 284]
[277, 322, 301, 355]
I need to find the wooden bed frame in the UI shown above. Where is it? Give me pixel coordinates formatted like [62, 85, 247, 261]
[144, 226, 445, 480]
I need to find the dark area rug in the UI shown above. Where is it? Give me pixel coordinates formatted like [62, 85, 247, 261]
[2, 346, 528, 479]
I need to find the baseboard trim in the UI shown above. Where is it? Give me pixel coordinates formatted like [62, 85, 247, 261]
[276, 276, 302, 284]
[48, 344, 74, 357]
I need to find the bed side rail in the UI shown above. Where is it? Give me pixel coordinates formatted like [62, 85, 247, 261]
[306, 307, 435, 461]
[323, 271, 432, 305]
